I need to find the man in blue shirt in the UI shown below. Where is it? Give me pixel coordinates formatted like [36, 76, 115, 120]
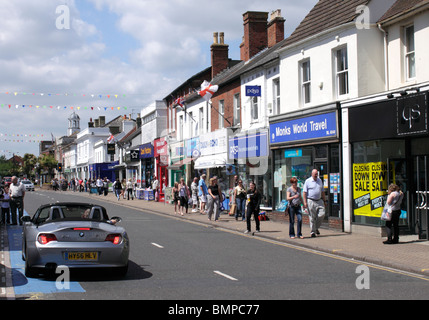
[303, 169, 327, 237]
[198, 174, 208, 214]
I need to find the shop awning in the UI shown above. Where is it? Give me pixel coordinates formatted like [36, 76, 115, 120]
[167, 158, 193, 170]
[194, 154, 227, 169]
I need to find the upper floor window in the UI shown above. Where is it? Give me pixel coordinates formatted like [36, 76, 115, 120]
[273, 78, 280, 114]
[218, 100, 225, 129]
[233, 93, 240, 126]
[335, 47, 349, 96]
[251, 96, 259, 122]
[404, 25, 416, 80]
[199, 107, 204, 135]
[301, 60, 311, 104]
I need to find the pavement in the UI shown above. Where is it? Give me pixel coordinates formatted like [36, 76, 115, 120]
[77, 189, 429, 278]
[1, 187, 429, 299]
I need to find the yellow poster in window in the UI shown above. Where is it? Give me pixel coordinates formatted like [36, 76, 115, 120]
[353, 162, 388, 217]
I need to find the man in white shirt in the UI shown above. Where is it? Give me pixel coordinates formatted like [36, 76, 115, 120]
[9, 176, 26, 225]
[303, 169, 327, 237]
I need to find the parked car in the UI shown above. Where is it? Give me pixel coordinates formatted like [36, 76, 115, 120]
[21, 202, 129, 277]
[21, 180, 35, 191]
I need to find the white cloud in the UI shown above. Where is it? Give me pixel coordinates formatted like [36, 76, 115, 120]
[0, 0, 318, 157]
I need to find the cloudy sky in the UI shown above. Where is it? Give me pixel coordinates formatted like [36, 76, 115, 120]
[0, 0, 318, 158]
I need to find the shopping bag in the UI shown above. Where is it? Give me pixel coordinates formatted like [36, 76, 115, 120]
[229, 203, 237, 216]
[381, 203, 392, 221]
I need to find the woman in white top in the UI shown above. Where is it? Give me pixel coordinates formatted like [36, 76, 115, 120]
[384, 184, 404, 244]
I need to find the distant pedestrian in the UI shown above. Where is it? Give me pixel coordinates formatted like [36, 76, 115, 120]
[103, 177, 109, 196]
[303, 169, 326, 238]
[191, 177, 199, 212]
[1, 185, 11, 225]
[126, 179, 134, 200]
[112, 178, 122, 201]
[172, 182, 180, 214]
[96, 177, 103, 195]
[207, 177, 221, 221]
[233, 179, 246, 221]
[9, 176, 25, 225]
[121, 179, 126, 199]
[245, 181, 261, 234]
[178, 178, 190, 215]
[287, 177, 303, 239]
[383, 184, 404, 244]
[198, 174, 208, 214]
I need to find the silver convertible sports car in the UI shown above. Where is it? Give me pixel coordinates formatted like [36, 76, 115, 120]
[21, 202, 130, 277]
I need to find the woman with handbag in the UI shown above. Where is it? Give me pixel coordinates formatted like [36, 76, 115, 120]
[233, 180, 246, 221]
[383, 184, 404, 244]
[286, 177, 304, 239]
[207, 177, 221, 221]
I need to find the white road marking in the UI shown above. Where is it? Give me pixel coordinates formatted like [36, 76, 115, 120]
[214, 270, 238, 281]
[151, 242, 164, 249]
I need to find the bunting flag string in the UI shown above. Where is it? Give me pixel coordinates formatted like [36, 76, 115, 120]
[0, 104, 131, 111]
[1, 91, 129, 99]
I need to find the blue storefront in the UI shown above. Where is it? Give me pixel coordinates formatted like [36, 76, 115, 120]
[89, 161, 118, 181]
[269, 105, 342, 227]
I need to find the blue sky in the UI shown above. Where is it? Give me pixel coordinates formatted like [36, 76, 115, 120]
[0, 0, 318, 158]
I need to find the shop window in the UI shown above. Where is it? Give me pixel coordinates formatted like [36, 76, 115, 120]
[352, 140, 406, 226]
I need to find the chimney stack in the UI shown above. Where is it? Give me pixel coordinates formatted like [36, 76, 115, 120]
[211, 32, 229, 79]
[267, 9, 285, 48]
[240, 11, 268, 61]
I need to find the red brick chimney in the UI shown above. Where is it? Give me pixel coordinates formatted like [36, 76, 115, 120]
[240, 11, 268, 61]
[211, 32, 229, 79]
[267, 9, 285, 48]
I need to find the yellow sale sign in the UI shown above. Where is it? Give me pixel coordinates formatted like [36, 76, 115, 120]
[353, 162, 388, 217]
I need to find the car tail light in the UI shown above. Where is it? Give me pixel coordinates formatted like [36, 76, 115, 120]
[38, 233, 57, 245]
[105, 234, 122, 245]
[73, 228, 91, 231]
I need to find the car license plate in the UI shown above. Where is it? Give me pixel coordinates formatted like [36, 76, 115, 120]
[65, 252, 98, 261]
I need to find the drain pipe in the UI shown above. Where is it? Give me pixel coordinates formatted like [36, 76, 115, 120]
[378, 23, 389, 92]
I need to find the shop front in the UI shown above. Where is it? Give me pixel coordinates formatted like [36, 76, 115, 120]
[269, 104, 342, 228]
[154, 137, 169, 200]
[228, 129, 272, 208]
[193, 128, 229, 192]
[168, 140, 186, 186]
[342, 89, 429, 239]
[139, 143, 154, 188]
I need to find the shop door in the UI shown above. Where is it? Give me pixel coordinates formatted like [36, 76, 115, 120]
[414, 156, 429, 240]
[314, 162, 329, 219]
[387, 158, 409, 231]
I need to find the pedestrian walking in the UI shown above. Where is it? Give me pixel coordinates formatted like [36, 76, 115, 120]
[303, 169, 326, 238]
[172, 182, 180, 214]
[103, 177, 109, 196]
[207, 177, 221, 221]
[1, 185, 11, 225]
[112, 178, 122, 201]
[191, 177, 199, 212]
[233, 179, 246, 221]
[383, 184, 404, 244]
[126, 178, 134, 200]
[198, 174, 208, 214]
[245, 181, 261, 234]
[96, 177, 103, 195]
[286, 177, 304, 239]
[178, 178, 190, 215]
[9, 176, 25, 225]
[121, 179, 126, 199]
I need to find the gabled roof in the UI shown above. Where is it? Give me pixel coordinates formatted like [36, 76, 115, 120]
[281, 0, 370, 48]
[378, 0, 429, 23]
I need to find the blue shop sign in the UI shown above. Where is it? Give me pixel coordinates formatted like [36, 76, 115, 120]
[270, 112, 337, 144]
[139, 143, 154, 159]
[245, 86, 261, 97]
[228, 131, 268, 159]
